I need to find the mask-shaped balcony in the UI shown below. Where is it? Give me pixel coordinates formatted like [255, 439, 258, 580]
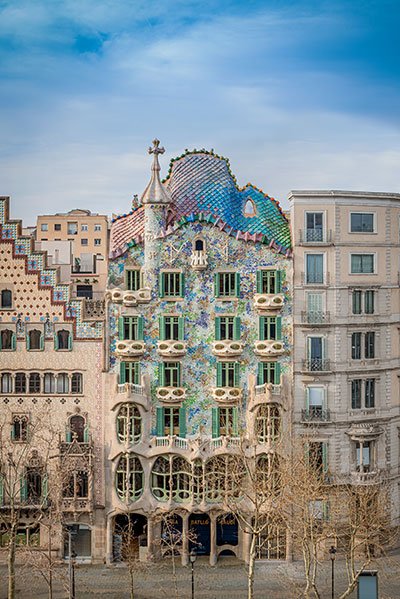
[253, 293, 284, 312]
[157, 340, 187, 357]
[211, 387, 243, 403]
[156, 387, 187, 403]
[107, 288, 151, 305]
[254, 340, 285, 357]
[211, 340, 244, 358]
[115, 340, 145, 358]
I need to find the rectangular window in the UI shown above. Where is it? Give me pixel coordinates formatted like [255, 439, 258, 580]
[12, 415, 28, 442]
[120, 362, 140, 385]
[162, 316, 181, 340]
[356, 441, 371, 472]
[352, 290, 362, 314]
[160, 272, 184, 298]
[257, 270, 282, 294]
[307, 387, 325, 417]
[365, 332, 375, 359]
[67, 222, 77, 235]
[364, 290, 375, 314]
[94, 239, 101, 246]
[81, 224, 88, 231]
[126, 269, 141, 291]
[259, 316, 282, 341]
[257, 362, 280, 385]
[162, 362, 181, 387]
[351, 254, 374, 274]
[218, 407, 237, 436]
[305, 212, 323, 242]
[164, 407, 180, 436]
[351, 333, 362, 360]
[350, 213, 374, 233]
[40, 223, 48, 232]
[54, 223, 61, 231]
[81, 239, 88, 246]
[306, 254, 324, 284]
[120, 316, 143, 341]
[351, 379, 362, 409]
[308, 441, 328, 475]
[214, 272, 239, 298]
[217, 362, 239, 387]
[365, 378, 375, 408]
[215, 316, 241, 341]
[94, 224, 102, 231]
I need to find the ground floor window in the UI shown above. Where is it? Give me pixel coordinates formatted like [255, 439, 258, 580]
[255, 520, 286, 560]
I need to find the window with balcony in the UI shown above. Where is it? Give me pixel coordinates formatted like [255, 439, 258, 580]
[255, 405, 280, 443]
[156, 406, 186, 437]
[215, 316, 240, 341]
[352, 290, 375, 315]
[306, 254, 324, 284]
[159, 362, 181, 387]
[216, 362, 239, 387]
[119, 362, 140, 385]
[116, 454, 144, 501]
[12, 414, 28, 442]
[159, 315, 184, 340]
[306, 337, 326, 371]
[355, 441, 372, 472]
[211, 406, 238, 438]
[27, 329, 43, 351]
[259, 316, 282, 341]
[159, 271, 184, 298]
[25, 467, 44, 503]
[1, 373, 12, 394]
[64, 471, 89, 498]
[257, 362, 281, 385]
[118, 316, 144, 341]
[117, 404, 142, 444]
[214, 272, 240, 298]
[0, 289, 13, 309]
[350, 213, 374, 233]
[0, 329, 15, 350]
[305, 212, 323, 242]
[126, 269, 141, 291]
[351, 254, 375, 274]
[351, 378, 375, 409]
[305, 386, 326, 420]
[256, 270, 282, 294]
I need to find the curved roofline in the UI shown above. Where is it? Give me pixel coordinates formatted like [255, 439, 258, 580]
[162, 148, 288, 223]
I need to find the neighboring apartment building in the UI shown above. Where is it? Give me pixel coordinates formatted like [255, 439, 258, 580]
[0, 197, 106, 560]
[36, 209, 109, 299]
[104, 141, 293, 564]
[290, 190, 400, 527]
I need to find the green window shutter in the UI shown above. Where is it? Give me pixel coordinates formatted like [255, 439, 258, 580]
[66, 428, 72, 443]
[137, 316, 144, 340]
[214, 273, 220, 298]
[322, 443, 328, 474]
[84, 425, 89, 443]
[118, 317, 124, 340]
[68, 334, 72, 350]
[178, 317, 184, 341]
[233, 363, 240, 388]
[216, 363, 222, 387]
[41, 474, 48, 501]
[215, 317, 221, 341]
[179, 273, 185, 297]
[159, 363, 165, 387]
[159, 273, 165, 298]
[274, 362, 281, 385]
[233, 317, 241, 341]
[322, 501, 330, 522]
[26, 334, 30, 351]
[259, 317, 265, 341]
[179, 407, 186, 438]
[257, 363, 264, 385]
[156, 407, 164, 437]
[276, 317, 282, 340]
[159, 316, 166, 341]
[54, 333, 58, 351]
[119, 362, 126, 384]
[11, 424, 15, 441]
[20, 477, 27, 503]
[256, 270, 263, 293]
[212, 407, 219, 438]
[232, 407, 239, 436]
[276, 270, 282, 293]
[40, 334, 44, 351]
[235, 272, 240, 297]
[11, 333, 16, 351]
[134, 363, 140, 385]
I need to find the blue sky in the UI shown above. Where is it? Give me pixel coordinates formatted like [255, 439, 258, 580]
[0, 0, 399, 222]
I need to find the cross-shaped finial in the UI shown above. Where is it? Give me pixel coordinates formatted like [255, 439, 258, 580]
[148, 139, 165, 156]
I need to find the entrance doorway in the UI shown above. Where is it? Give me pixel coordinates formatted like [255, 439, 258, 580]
[113, 513, 147, 562]
[189, 513, 210, 556]
[217, 513, 238, 547]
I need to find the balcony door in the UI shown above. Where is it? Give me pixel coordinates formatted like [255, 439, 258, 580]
[306, 212, 323, 242]
[307, 336, 325, 370]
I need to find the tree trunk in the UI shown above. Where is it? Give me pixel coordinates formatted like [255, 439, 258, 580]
[247, 533, 257, 599]
[8, 522, 17, 599]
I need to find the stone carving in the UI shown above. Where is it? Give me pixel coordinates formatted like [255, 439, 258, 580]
[254, 339, 285, 356]
[211, 340, 244, 357]
[253, 293, 284, 311]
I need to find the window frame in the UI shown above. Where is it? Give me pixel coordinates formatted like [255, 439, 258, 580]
[159, 270, 184, 299]
[214, 271, 240, 298]
[305, 253, 325, 285]
[350, 253, 376, 275]
[349, 212, 376, 234]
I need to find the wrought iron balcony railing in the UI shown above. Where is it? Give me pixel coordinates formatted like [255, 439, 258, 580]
[301, 311, 330, 325]
[302, 358, 331, 372]
[301, 408, 331, 422]
[299, 229, 332, 244]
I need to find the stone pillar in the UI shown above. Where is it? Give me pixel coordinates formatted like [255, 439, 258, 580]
[181, 513, 189, 566]
[105, 516, 113, 564]
[210, 514, 217, 566]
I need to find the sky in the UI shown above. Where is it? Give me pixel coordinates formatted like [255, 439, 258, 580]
[0, 0, 399, 224]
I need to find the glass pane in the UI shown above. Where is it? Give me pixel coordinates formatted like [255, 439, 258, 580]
[306, 255, 323, 283]
[308, 387, 324, 406]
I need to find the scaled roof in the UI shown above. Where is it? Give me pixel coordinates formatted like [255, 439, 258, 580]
[110, 150, 292, 258]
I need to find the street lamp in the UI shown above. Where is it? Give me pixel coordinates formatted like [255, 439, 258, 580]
[329, 545, 337, 599]
[189, 549, 197, 599]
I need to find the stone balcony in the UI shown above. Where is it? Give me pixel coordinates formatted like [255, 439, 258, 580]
[211, 387, 243, 403]
[211, 340, 244, 358]
[254, 339, 285, 357]
[107, 287, 151, 305]
[249, 383, 282, 411]
[153, 435, 189, 450]
[190, 250, 208, 270]
[211, 436, 241, 450]
[253, 293, 284, 312]
[62, 498, 92, 512]
[117, 382, 146, 398]
[351, 470, 381, 485]
[156, 386, 187, 403]
[157, 340, 187, 358]
[115, 340, 146, 358]
[82, 299, 105, 321]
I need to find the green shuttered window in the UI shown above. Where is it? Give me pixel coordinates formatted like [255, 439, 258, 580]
[259, 316, 282, 341]
[214, 272, 240, 298]
[256, 270, 282, 294]
[159, 272, 184, 298]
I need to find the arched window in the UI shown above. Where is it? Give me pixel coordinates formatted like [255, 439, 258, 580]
[26, 468, 42, 503]
[171, 456, 191, 502]
[243, 198, 257, 218]
[116, 404, 142, 444]
[28, 329, 43, 351]
[71, 373, 83, 394]
[0, 329, 14, 350]
[57, 373, 69, 394]
[15, 372, 26, 394]
[1, 372, 12, 394]
[56, 329, 71, 350]
[205, 455, 243, 503]
[195, 239, 204, 251]
[115, 454, 144, 501]
[151, 456, 170, 501]
[256, 404, 281, 444]
[1, 289, 12, 309]
[69, 415, 85, 442]
[44, 373, 55, 394]
[29, 373, 41, 394]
